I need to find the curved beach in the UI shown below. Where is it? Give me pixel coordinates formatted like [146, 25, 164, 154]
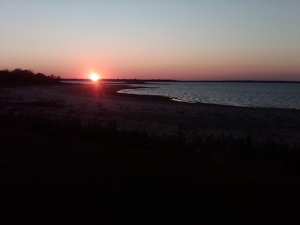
[1, 83, 299, 143]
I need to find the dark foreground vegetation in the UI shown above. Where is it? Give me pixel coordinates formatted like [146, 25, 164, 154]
[0, 110, 299, 168]
[0, 68, 61, 86]
[1, 111, 300, 224]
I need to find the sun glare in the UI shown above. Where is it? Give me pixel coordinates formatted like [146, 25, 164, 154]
[90, 73, 100, 81]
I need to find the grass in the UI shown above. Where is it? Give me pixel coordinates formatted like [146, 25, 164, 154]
[1, 109, 300, 224]
[1, 118, 300, 224]
[0, 110, 299, 166]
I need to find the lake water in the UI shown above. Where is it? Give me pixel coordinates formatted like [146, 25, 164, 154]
[118, 82, 300, 109]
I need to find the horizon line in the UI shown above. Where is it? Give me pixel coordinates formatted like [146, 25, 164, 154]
[61, 78, 300, 83]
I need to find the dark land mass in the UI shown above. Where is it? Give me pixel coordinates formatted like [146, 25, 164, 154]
[61, 78, 300, 83]
[1, 129, 300, 224]
[61, 78, 179, 84]
[1, 70, 300, 224]
[0, 69, 61, 87]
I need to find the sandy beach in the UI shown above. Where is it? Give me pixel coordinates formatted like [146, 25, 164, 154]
[1, 83, 299, 143]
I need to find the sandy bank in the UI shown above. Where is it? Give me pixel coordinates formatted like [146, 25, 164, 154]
[1, 83, 299, 143]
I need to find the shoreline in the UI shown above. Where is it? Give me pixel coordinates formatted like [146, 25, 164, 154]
[115, 81, 300, 110]
[59, 81, 300, 110]
[1, 83, 299, 143]
[116, 85, 300, 112]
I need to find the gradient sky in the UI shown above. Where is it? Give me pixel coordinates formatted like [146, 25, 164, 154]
[1, 1, 300, 80]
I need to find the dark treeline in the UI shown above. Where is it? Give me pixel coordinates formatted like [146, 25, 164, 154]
[61, 78, 178, 83]
[1, 110, 299, 173]
[0, 69, 61, 86]
[62, 78, 300, 83]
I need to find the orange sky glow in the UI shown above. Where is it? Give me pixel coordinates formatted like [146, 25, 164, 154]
[1, 1, 299, 81]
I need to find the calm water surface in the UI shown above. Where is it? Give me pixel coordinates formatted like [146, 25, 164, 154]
[118, 82, 300, 109]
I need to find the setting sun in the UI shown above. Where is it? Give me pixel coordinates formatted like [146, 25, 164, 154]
[90, 73, 100, 81]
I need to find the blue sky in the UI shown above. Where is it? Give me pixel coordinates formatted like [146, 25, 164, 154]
[1, 1, 300, 80]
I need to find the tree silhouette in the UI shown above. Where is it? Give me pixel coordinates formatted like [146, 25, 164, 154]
[0, 68, 61, 86]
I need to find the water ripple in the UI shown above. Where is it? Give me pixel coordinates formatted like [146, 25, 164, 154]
[118, 82, 300, 109]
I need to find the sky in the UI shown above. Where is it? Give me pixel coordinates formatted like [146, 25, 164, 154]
[1, 1, 300, 81]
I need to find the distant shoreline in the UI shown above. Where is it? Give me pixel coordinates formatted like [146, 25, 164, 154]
[60, 78, 300, 84]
